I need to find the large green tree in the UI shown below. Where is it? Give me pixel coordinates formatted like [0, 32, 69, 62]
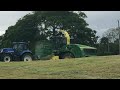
[34, 11, 98, 46]
[0, 11, 98, 52]
[97, 27, 119, 55]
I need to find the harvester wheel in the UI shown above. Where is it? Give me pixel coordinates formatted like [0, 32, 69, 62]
[22, 53, 32, 62]
[2, 54, 12, 62]
[62, 53, 74, 59]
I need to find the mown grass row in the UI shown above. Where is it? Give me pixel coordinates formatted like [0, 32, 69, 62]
[0, 55, 120, 79]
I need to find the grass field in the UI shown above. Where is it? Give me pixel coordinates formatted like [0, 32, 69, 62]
[0, 55, 120, 79]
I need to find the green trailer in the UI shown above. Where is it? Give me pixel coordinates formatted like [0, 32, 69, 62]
[35, 41, 53, 60]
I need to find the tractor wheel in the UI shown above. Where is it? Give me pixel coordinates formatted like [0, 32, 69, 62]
[62, 52, 74, 59]
[22, 53, 32, 62]
[2, 54, 12, 62]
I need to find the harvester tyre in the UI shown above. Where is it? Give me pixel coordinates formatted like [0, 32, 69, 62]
[62, 52, 74, 59]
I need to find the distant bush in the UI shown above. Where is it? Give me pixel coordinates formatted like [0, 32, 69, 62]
[97, 52, 114, 56]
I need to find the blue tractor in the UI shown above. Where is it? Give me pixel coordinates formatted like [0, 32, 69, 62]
[0, 42, 33, 62]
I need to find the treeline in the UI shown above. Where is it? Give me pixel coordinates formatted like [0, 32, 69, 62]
[97, 28, 120, 56]
[0, 11, 98, 54]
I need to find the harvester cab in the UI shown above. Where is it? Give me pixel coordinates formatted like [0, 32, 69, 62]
[52, 30, 70, 50]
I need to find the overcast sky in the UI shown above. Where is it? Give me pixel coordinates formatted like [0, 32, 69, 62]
[0, 11, 120, 38]
[84, 11, 120, 37]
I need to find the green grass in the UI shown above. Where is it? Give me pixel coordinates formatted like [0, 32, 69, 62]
[0, 55, 120, 79]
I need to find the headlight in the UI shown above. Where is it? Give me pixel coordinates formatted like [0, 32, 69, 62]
[0, 49, 3, 53]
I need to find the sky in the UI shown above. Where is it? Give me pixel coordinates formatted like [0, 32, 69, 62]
[0, 11, 31, 35]
[84, 11, 120, 37]
[0, 11, 120, 38]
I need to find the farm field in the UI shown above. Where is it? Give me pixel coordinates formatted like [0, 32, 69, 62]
[0, 55, 120, 79]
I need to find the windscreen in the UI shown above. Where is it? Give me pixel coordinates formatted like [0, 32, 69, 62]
[13, 43, 28, 51]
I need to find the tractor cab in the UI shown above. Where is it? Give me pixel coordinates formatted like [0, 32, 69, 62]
[12, 42, 32, 58]
[13, 42, 29, 52]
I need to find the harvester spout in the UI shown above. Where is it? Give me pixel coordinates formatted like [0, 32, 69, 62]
[59, 30, 70, 45]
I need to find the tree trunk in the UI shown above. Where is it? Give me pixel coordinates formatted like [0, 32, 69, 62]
[53, 27, 56, 36]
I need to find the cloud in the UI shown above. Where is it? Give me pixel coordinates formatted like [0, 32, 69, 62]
[0, 11, 32, 35]
[87, 24, 109, 37]
[84, 11, 120, 37]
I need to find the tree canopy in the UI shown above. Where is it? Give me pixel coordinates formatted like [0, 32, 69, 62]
[0, 11, 98, 52]
[97, 28, 119, 55]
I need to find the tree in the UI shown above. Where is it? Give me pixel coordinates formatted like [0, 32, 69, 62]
[97, 37, 111, 55]
[98, 27, 119, 55]
[34, 11, 98, 46]
[0, 11, 98, 53]
[103, 28, 119, 43]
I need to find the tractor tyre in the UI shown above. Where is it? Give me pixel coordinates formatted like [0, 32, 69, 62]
[2, 54, 12, 62]
[22, 53, 33, 62]
[61, 52, 74, 59]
